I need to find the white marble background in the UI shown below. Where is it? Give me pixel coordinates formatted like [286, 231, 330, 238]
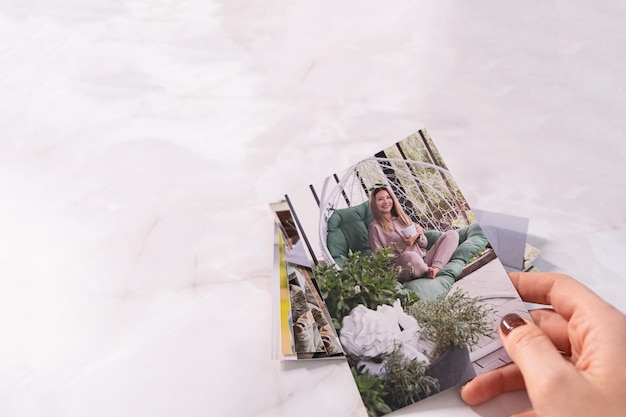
[1, 1, 625, 416]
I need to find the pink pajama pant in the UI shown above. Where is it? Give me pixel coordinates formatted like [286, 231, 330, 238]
[395, 230, 459, 282]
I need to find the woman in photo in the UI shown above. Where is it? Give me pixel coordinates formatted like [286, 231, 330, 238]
[368, 185, 459, 282]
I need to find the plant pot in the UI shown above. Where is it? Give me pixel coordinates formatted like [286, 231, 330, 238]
[425, 345, 475, 393]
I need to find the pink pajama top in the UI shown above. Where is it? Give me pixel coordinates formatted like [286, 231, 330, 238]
[368, 217, 428, 262]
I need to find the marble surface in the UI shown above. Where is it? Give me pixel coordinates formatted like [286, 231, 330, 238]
[1, 1, 625, 416]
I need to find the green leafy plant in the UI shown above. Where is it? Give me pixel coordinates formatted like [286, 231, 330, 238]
[314, 248, 419, 329]
[381, 350, 440, 407]
[315, 248, 494, 416]
[351, 291, 493, 416]
[405, 290, 494, 357]
[350, 349, 440, 416]
[352, 367, 392, 417]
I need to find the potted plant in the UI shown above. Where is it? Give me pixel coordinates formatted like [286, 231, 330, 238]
[314, 250, 494, 417]
[405, 291, 492, 394]
[314, 248, 419, 330]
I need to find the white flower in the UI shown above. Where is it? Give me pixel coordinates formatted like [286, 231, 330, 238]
[339, 300, 435, 376]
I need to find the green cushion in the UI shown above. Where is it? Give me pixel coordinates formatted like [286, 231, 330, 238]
[422, 222, 488, 279]
[325, 202, 489, 300]
[404, 222, 488, 300]
[326, 201, 373, 267]
[401, 274, 456, 301]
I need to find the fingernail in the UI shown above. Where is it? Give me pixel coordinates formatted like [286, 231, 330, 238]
[501, 313, 526, 335]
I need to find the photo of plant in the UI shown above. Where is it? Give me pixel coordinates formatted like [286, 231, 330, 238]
[314, 250, 494, 415]
[271, 209, 344, 361]
[276, 129, 532, 416]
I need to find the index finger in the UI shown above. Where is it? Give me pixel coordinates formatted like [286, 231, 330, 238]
[508, 272, 609, 321]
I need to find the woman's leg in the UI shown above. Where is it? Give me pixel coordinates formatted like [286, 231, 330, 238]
[394, 252, 428, 282]
[424, 230, 459, 278]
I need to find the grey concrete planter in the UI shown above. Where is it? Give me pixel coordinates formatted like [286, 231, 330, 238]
[426, 344, 476, 393]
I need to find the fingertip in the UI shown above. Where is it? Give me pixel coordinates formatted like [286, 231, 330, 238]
[501, 313, 528, 335]
[460, 363, 526, 406]
[498, 312, 570, 387]
[459, 378, 483, 406]
[459, 380, 477, 405]
[507, 271, 522, 279]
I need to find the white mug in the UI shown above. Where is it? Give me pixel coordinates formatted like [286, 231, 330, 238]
[400, 224, 417, 237]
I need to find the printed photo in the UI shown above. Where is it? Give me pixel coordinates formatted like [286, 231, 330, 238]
[275, 129, 532, 415]
[271, 205, 343, 361]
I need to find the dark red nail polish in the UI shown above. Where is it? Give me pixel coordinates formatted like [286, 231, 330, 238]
[501, 313, 526, 335]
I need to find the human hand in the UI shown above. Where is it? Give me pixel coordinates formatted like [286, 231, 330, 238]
[461, 271, 626, 417]
[402, 226, 424, 247]
[401, 234, 416, 246]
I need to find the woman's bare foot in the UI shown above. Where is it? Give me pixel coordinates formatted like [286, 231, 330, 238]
[426, 267, 440, 279]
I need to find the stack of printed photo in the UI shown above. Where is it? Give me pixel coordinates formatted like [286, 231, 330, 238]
[270, 129, 540, 416]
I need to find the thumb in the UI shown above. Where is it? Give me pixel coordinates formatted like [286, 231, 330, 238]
[500, 313, 575, 396]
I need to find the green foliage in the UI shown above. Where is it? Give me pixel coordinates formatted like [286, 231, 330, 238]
[315, 246, 493, 416]
[381, 350, 440, 407]
[314, 248, 419, 329]
[352, 291, 492, 415]
[406, 290, 494, 357]
[351, 350, 440, 416]
[352, 368, 392, 417]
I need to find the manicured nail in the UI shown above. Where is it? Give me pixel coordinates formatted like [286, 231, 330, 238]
[501, 313, 526, 335]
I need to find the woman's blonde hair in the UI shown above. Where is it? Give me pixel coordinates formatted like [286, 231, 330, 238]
[369, 186, 412, 231]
